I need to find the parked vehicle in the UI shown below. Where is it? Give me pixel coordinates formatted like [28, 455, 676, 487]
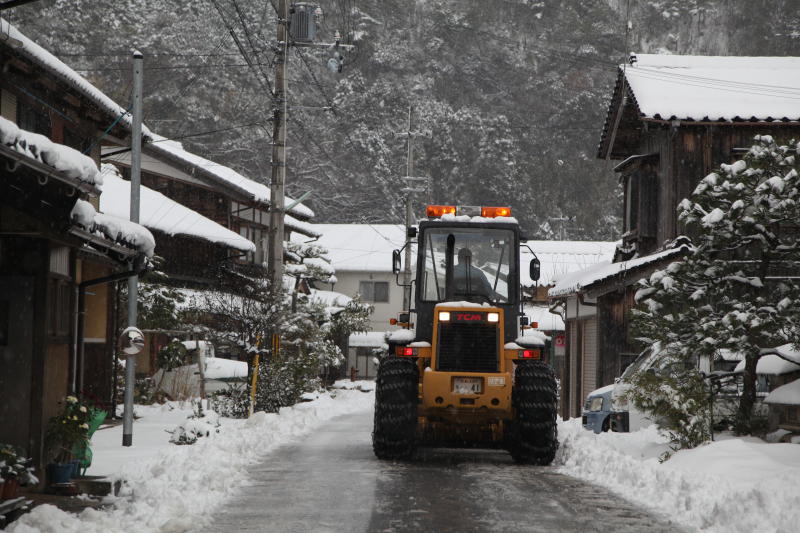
[581, 384, 614, 433]
[605, 348, 660, 432]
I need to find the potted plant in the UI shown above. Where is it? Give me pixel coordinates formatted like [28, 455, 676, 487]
[0, 444, 38, 500]
[72, 391, 109, 476]
[44, 396, 91, 485]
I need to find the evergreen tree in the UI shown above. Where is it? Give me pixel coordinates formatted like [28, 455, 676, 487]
[632, 135, 800, 438]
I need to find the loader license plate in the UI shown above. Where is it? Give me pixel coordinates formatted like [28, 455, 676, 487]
[453, 377, 482, 395]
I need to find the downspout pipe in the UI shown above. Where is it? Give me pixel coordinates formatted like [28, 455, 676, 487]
[73, 265, 145, 394]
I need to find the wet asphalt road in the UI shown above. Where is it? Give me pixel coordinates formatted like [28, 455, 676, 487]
[203, 409, 687, 533]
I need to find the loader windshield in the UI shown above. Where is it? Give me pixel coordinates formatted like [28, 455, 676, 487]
[421, 227, 514, 304]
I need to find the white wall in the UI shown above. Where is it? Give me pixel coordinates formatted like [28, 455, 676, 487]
[324, 270, 403, 333]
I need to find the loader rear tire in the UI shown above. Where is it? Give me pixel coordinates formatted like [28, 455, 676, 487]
[508, 360, 558, 465]
[373, 357, 418, 459]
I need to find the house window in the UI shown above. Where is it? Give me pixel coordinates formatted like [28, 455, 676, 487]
[624, 173, 639, 234]
[17, 101, 51, 137]
[359, 280, 389, 303]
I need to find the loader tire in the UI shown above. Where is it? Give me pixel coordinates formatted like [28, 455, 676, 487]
[508, 360, 558, 465]
[372, 357, 418, 459]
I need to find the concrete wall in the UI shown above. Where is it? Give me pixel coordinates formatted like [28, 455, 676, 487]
[326, 271, 403, 333]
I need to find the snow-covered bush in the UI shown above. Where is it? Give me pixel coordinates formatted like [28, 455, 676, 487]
[169, 402, 220, 445]
[209, 383, 249, 419]
[632, 135, 800, 440]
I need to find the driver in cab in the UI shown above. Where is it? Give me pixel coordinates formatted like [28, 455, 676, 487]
[453, 247, 493, 301]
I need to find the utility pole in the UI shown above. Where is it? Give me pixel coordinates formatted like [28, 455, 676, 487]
[395, 106, 430, 312]
[267, 0, 289, 294]
[266, 3, 354, 294]
[122, 50, 143, 447]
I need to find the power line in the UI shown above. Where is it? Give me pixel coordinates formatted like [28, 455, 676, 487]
[72, 62, 273, 72]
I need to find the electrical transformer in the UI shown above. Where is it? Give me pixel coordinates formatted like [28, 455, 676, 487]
[289, 3, 318, 43]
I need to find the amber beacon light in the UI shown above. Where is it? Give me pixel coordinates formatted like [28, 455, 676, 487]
[426, 205, 457, 217]
[481, 206, 511, 218]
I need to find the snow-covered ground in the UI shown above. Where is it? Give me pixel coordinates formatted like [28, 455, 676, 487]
[5, 385, 374, 533]
[558, 418, 800, 533]
[6, 388, 798, 533]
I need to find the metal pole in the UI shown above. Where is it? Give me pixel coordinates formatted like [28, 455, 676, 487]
[122, 50, 143, 447]
[267, 0, 288, 294]
[402, 106, 413, 312]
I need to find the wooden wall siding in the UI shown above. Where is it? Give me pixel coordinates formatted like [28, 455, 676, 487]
[140, 172, 230, 228]
[153, 231, 228, 283]
[581, 318, 598, 401]
[597, 288, 639, 386]
[568, 321, 579, 418]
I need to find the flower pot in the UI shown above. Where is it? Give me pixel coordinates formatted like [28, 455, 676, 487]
[47, 463, 74, 485]
[69, 459, 81, 479]
[2, 476, 20, 500]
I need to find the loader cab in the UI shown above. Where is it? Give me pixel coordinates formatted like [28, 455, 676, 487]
[412, 208, 523, 345]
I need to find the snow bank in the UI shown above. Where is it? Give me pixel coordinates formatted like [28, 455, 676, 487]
[557, 418, 800, 533]
[0, 116, 101, 185]
[6, 389, 373, 533]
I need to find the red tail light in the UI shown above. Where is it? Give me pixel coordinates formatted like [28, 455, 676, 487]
[520, 349, 541, 359]
[397, 347, 416, 356]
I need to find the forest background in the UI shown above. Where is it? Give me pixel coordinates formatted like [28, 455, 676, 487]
[8, 0, 799, 240]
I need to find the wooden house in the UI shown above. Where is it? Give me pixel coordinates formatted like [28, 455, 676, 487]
[103, 134, 319, 287]
[551, 54, 800, 419]
[0, 19, 152, 472]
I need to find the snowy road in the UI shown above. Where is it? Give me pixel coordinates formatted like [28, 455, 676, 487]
[203, 411, 685, 533]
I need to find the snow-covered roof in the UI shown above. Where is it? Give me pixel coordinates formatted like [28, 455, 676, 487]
[1, 116, 102, 187]
[285, 214, 321, 238]
[204, 357, 247, 380]
[71, 199, 155, 257]
[763, 344, 800, 365]
[549, 246, 688, 298]
[623, 54, 800, 123]
[523, 304, 565, 332]
[313, 224, 408, 272]
[313, 225, 611, 280]
[348, 331, 388, 348]
[521, 240, 617, 286]
[734, 354, 800, 376]
[0, 18, 146, 135]
[100, 165, 255, 252]
[764, 378, 800, 406]
[146, 135, 314, 220]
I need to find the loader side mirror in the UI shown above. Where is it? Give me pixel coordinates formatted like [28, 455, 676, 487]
[529, 257, 541, 282]
[392, 250, 402, 274]
[399, 312, 410, 323]
[520, 315, 530, 327]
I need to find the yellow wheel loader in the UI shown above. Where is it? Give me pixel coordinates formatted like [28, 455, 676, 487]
[372, 205, 558, 464]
